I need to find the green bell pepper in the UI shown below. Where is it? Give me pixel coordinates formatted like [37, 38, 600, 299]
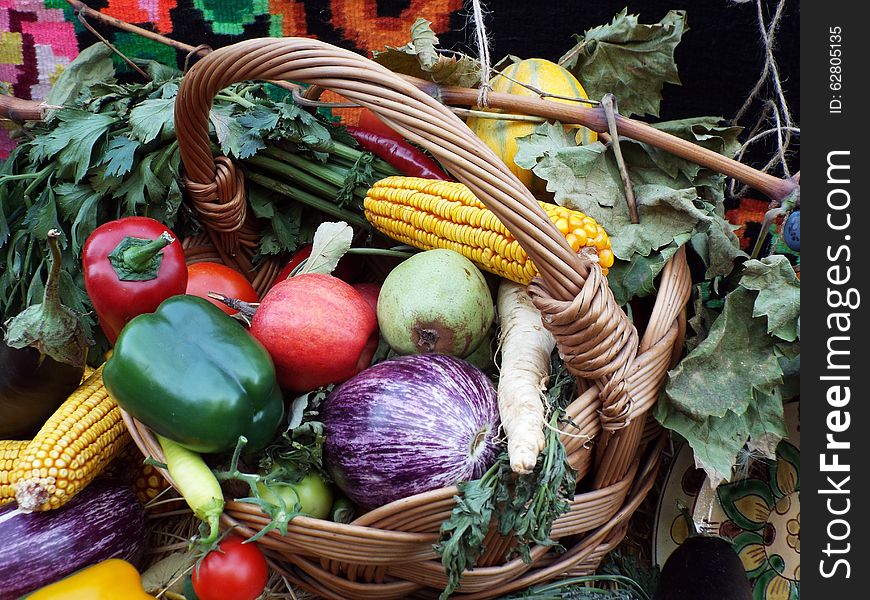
[103, 295, 285, 454]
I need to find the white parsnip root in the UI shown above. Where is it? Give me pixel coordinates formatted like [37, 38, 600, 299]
[496, 280, 556, 474]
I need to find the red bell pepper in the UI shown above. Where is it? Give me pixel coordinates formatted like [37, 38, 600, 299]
[345, 124, 451, 181]
[82, 216, 188, 344]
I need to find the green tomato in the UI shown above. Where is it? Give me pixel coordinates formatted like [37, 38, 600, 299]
[256, 472, 334, 520]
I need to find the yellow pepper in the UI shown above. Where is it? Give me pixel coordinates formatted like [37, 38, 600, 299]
[27, 559, 156, 600]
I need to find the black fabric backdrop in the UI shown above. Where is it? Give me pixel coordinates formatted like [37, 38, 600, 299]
[74, 0, 799, 178]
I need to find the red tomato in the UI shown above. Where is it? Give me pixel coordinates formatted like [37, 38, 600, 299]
[191, 536, 268, 600]
[186, 262, 259, 315]
[271, 245, 361, 287]
[357, 107, 404, 142]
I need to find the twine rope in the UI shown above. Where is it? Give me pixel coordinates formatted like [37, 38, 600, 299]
[470, 0, 493, 107]
[729, 0, 798, 198]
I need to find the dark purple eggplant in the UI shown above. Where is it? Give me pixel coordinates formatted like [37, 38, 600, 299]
[654, 535, 752, 600]
[0, 478, 148, 600]
[1, 229, 87, 438]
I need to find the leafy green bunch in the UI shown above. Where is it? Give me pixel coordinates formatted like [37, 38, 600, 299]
[1, 45, 390, 358]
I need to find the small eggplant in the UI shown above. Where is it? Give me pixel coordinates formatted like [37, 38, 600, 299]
[654, 535, 752, 600]
[1, 229, 88, 438]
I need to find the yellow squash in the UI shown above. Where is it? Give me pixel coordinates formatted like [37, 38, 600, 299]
[467, 58, 597, 190]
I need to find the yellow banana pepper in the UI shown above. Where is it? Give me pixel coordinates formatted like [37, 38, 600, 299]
[27, 559, 156, 599]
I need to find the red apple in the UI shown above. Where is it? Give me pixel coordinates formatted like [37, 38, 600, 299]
[352, 282, 381, 315]
[353, 282, 382, 369]
[251, 273, 377, 392]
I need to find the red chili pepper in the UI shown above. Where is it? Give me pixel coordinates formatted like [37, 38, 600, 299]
[82, 216, 188, 344]
[345, 125, 451, 180]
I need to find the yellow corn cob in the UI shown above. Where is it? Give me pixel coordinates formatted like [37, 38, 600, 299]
[12, 366, 130, 511]
[1, 440, 28, 506]
[133, 462, 176, 512]
[364, 176, 614, 284]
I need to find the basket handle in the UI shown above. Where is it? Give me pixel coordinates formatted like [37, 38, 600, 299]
[175, 38, 589, 295]
[174, 37, 639, 432]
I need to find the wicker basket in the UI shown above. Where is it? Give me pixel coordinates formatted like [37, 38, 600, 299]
[121, 37, 691, 599]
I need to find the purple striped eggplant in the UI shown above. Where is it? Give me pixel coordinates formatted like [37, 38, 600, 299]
[0, 478, 148, 600]
[321, 354, 502, 509]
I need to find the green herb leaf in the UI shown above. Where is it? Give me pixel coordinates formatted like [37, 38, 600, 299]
[337, 152, 376, 208]
[23, 186, 63, 243]
[101, 135, 140, 178]
[436, 463, 501, 599]
[55, 183, 102, 256]
[373, 18, 480, 88]
[110, 152, 167, 215]
[209, 104, 246, 156]
[28, 110, 116, 183]
[740, 256, 801, 341]
[44, 44, 115, 110]
[560, 9, 687, 117]
[129, 97, 176, 144]
[234, 106, 281, 159]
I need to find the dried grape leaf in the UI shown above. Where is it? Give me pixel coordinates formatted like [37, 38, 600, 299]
[607, 234, 689, 306]
[740, 256, 801, 341]
[513, 122, 579, 171]
[373, 18, 480, 88]
[664, 287, 782, 421]
[638, 117, 742, 182]
[531, 141, 624, 211]
[691, 215, 747, 278]
[560, 9, 687, 117]
[655, 388, 786, 487]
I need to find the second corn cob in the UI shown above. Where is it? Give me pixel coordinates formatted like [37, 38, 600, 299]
[12, 366, 130, 511]
[364, 176, 614, 284]
[1, 440, 28, 506]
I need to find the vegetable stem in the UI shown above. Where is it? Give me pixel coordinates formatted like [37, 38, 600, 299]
[40, 230, 64, 319]
[260, 147, 347, 189]
[216, 91, 257, 109]
[244, 171, 369, 229]
[344, 248, 415, 258]
[245, 154, 341, 200]
[122, 232, 174, 271]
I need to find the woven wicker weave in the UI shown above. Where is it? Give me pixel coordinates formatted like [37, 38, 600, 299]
[120, 37, 692, 599]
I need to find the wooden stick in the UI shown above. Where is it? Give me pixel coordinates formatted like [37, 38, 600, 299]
[601, 94, 639, 224]
[65, 0, 203, 55]
[425, 78, 799, 203]
[0, 96, 50, 122]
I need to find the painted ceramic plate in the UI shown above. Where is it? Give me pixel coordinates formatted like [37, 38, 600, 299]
[653, 402, 800, 600]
